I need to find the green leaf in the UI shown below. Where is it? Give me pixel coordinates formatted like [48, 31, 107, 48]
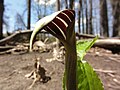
[76, 37, 104, 90]
[76, 36, 98, 60]
[77, 60, 104, 90]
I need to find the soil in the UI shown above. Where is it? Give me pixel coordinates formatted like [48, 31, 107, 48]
[0, 48, 120, 90]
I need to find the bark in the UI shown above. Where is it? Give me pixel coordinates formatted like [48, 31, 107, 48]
[69, 0, 74, 9]
[77, 33, 120, 53]
[0, 30, 32, 45]
[78, 0, 82, 33]
[0, 30, 49, 46]
[0, 46, 14, 52]
[111, 0, 120, 37]
[88, 0, 93, 34]
[94, 39, 120, 53]
[0, 45, 28, 55]
[100, 0, 109, 37]
[56, 0, 60, 11]
[27, 0, 31, 29]
[65, 0, 68, 9]
[85, 0, 88, 34]
[81, 0, 85, 33]
[0, 0, 4, 39]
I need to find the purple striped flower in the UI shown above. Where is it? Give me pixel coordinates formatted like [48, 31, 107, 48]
[30, 9, 75, 51]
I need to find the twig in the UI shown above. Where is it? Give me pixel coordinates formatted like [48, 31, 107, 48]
[106, 84, 120, 89]
[94, 69, 116, 73]
[108, 57, 120, 63]
[113, 78, 120, 85]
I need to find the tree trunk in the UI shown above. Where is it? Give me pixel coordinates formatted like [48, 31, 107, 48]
[69, 0, 74, 9]
[111, 0, 120, 37]
[100, 0, 109, 37]
[88, 0, 93, 34]
[27, 0, 31, 29]
[0, 0, 4, 39]
[82, 12, 85, 33]
[65, 0, 68, 9]
[85, 0, 88, 34]
[78, 0, 82, 33]
[56, 0, 60, 11]
[81, 0, 85, 33]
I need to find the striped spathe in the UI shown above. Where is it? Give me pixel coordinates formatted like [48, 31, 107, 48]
[42, 9, 75, 40]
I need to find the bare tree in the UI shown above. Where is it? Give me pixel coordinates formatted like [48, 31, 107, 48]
[111, 0, 120, 37]
[14, 13, 27, 30]
[65, 0, 68, 9]
[31, 1, 42, 20]
[100, 0, 109, 37]
[27, 0, 31, 29]
[34, 5, 41, 20]
[0, 0, 4, 39]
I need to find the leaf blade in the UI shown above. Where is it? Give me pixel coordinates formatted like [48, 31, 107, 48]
[76, 36, 98, 60]
[77, 60, 104, 90]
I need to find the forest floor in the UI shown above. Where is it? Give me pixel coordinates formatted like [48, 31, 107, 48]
[0, 47, 120, 90]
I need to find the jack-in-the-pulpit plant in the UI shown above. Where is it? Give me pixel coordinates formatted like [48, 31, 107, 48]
[29, 9, 104, 90]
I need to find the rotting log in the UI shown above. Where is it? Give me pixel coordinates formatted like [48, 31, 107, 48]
[0, 46, 14, 52]
[94, 39, 120, 53]
[0, 30, 32, 45]
[0, 30, 120, 54]
[76, 33, 120, 53]
[0, 30, 49, 45]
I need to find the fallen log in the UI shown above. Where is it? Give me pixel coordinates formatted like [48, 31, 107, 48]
[76, 33, 120, 53]
[0, 46, 14, 52]
[94, 39, 120, 53]
[0, 44, 28, 55]
[0, 32, 120, 54]
[0, 30, 49, 45]
[0, 30, 32, 45]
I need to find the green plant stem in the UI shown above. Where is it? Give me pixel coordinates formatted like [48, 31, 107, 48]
[65, 44, 77, 90]
[64, 21, 77, 90]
